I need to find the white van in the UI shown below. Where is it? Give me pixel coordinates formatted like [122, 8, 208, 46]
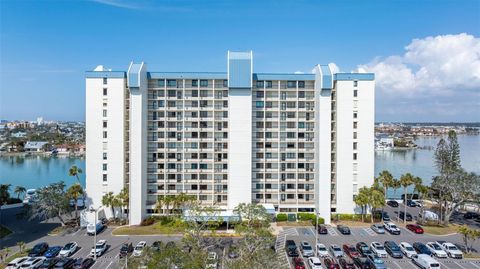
[412, 254, 441, 269]
[419, 210, 439, 221]
[87, 222, 104, 235]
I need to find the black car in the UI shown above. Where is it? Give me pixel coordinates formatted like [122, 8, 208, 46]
[413, 242, 433, 256]
[352, 257, 373, 269]
[384, 241, 403, 258]
[337, 225, 351, 235]
[38, 258, 59, 269]
[29, 242, 49, 257]
[338, 257, 356, 269]
[382, 212, 390, 221]
[54, 257, 75, 269]
[73, 258, 95, 269]
[464, 212, 480, 219]
[387, 200, 399, 207]
[285, 240, 299, 257]
[151, 241, 162, 251]
[399, 211, 413, 221]
[318, 224, 328, 234]
[119, 243, 133, 258]
[407, 200, 420, 207]
[356, 242, 373, 257]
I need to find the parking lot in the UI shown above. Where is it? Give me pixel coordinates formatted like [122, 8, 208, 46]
[276, 225, 480, 269]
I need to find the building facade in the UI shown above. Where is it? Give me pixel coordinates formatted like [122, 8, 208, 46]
[85, 51, 375, 225]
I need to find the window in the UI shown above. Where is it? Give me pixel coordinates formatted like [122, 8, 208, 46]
[256, 91, 264, 98]
[266, 81, 273, 88]
[103, 110, 107, 117]
[256, 81, 264, 88]
[353, 153, 357, 160]
[256, 101, 264, 108]
[353, 80, 358, 87]
[103, 174, 107, 182]
[298, 91, 305, 98]
[353, 132, 357, 139]
[103, 131, 107, 139]
[353, 122, 358, 129]
[103, 164, 107, 171]
[167, 79, 176, 87]
[223, 80, 228, 87]
[103, 77, 107, 85]
[287, 81, 296, 88]
[103, 152, 107, 160]
[298, 81, 305, 88]
[354, 89, 358, 97]
[103, 88, 107, 96]
[192, 80, 198, 87]
[353, 142, 357, 150]
[158, 80, 165, 87]
[103, 121, 107, 128]
[200, 80, 208, 87]
[353, 112, 358, 119]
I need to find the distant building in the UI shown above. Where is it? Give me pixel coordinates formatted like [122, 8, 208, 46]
[12, 132, 27, 138]
[37, 117, 44, 125]
[24, 141, 49, 152]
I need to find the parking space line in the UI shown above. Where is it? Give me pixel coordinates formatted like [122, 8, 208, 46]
[453, 261, 469, 269]
[363, 227, 376, 236]
[326, 227, 338, 236]
[390, 261, 403, 269]
[308, 227, 315, 236]
[469, 262, 480, 269]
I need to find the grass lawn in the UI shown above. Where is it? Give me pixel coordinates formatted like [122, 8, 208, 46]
[112, 222, 185, 235]
[464, 252, 480, 259]
[276, 221, 313, 227]
[422, 224, 459, 235]
[0, 225, 12, 238]
[1, 248, 31, 266]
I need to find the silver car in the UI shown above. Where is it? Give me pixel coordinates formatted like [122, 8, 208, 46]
[329, 244, 344, 258]
[371, 224, 385, 234]
[367, 255, 388, 269]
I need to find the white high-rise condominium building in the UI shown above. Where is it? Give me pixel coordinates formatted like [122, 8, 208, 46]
[85, 51, 375, 225]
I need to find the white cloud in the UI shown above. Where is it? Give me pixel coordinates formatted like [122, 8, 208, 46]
[359, 33, 480, 98]
[91, 0, 142, 10]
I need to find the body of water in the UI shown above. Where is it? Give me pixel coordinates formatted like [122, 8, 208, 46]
[0, 135, 478, 198]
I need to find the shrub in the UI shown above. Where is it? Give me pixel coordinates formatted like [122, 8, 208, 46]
[276, 213, 287, 222]
[140, 216, 156, 226]
[332, 213, 371, 222]
[312, 217, 325, 225]
[297, 213, 316, 221]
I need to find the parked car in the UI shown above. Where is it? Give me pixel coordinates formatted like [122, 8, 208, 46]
[464, 212, 480, 219]
[338, 257, 355, 269]
[412, 254, 441, 269]
[19, 257, 46, 269]
[86, 222, 104, 236]
[383, 222, 401, 235]
[5, 257, 29, 269]
[323, 257, 340, 269]
[399, 211, 413, 221]
[37, 258, 59, 269]
[329, 244, 344, 258]
[300, 241, 314, 257]
[293, 257, 306, 269]
[119, 243, 133, 258]
[366, 255, 387, 269]
[399, 242, 417, 258]
[407, 200, 420, 207]
[406, 224, 424, 234]
[286, 240, 299, 257]
[387, 200, 399, 207]
[205, 252, 218, 269]
[44, 246, 62, 259]
[307, 257, 323, 269]
[318, 224, 328, 234]
[356, 242, 373, 257]
[59, 242, 78, 257]
[370, 224, 385, 234]
[53, 257, 75, 269]
[381, 212, 390, 221]
[316, 243, 329, 257]
[352, 257, 373, 269]
[440, 242, 463, 259]
[384, 241, 403, 258]
[90, 240, 107, 257]
[151, 241, 162, 251]
[337, 225, 351, 235]
[73, 258, 95, 269]
[28, 243, 49, 257]
[413, 242, 433, 256]
[133, 241, 147, 257]
[343, 244, 360, 259]
[426, 242, 448, 258]
[370, 242, 388, 258]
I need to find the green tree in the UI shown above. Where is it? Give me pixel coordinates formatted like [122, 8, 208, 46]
[102, 192, 116, 218]
[68, 165, 83, 184]
[155, 196, 164, 214]
[390, 178, 401, 221]
[118, 187, 129, 221]
[354, 187, 369, 222]
[368, 187, 386, 223]
[377, 170, 394, 200]
[458, 225, 480, 253]
[399, 173, 415, 224]
[16, 241, 26, 253]
[14, 186, 26, 200]
[66, 183, 84, 225]
[29, 182, 69, 226]
[0, 184, 11, 205]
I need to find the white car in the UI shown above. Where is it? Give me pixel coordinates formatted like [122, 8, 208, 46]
[17, 257, 45, 269]
[426, 242, 448, 258]
[383, 222, 401, 235]
[316, 243, 329, 257]
[90, 240, 107, 257]
[59, 242, 78, 257]
[133, 241, 147, 257]
[412, 254, 441, 269]
[370, 242, 388, 258]
[308, 257, 323, 269]
[329, 244, 344, 258]
[206, 252, 218, 269]
[440, 242, 463, 259]
[399, 242, 417, 258]
[5, 257, 29, 269]
[301, 241, 314, 257]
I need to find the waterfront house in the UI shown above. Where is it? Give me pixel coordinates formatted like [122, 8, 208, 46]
[24, 141, 49, 152]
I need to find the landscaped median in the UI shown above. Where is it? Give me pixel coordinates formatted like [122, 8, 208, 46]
[112, 221, 185, 235]
[420, 223, 460, 235]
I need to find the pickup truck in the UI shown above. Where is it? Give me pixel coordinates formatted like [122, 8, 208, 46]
[383, 222, 401, 235]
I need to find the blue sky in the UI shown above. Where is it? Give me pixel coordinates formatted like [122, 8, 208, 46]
[1, 0, 479, 122]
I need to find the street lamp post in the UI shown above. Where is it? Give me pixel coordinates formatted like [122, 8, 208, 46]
[315, 207, 318, 257]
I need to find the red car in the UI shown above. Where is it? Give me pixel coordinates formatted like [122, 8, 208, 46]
[324, 257, 341, 269]
[342, 244, 360, 258]
[406, 224, 424, 234]
[293, 257, 306, 269]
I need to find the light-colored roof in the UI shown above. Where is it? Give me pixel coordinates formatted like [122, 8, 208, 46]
[24, 141, 48, 149]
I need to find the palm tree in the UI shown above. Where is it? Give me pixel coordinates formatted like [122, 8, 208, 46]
[16, 241, 25, 253]
[377, 170, 394, 201]
[14, 186, 26, 200]
[67, 183, 84, 225]
[354, 187, 369, 222]
[0, 184, 11, 205]
[102, 192, 115, 218]
[369, 188, 386, 223]
[118, 187, 129, 221]
[390, 178, 401, 221]
[155, 196, 164, 214]
[68, 165, 83, 184]
[399, 173, 415, 224]
[164, 195, 174, 216]
[416, 184, 429, 223]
